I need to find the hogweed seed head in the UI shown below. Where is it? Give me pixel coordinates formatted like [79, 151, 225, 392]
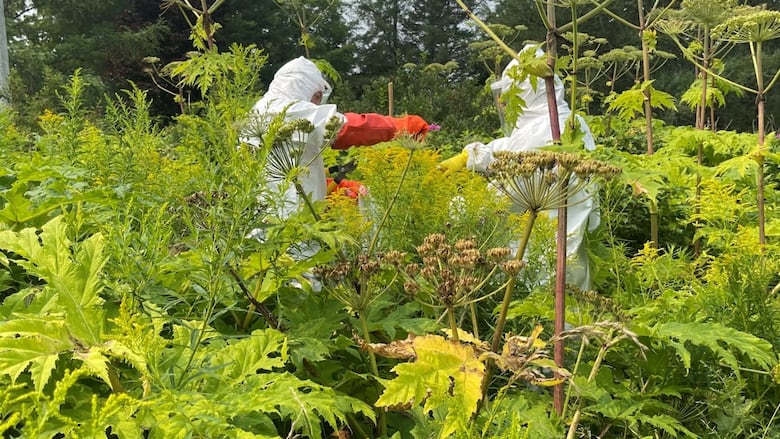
[454, 238, 477, 251]
[487, 247, 512, 262]
[488, 151, 621, 212]
[501, 260, 526, 276]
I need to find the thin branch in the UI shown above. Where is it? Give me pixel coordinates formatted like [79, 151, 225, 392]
[228, 267, 280, 330]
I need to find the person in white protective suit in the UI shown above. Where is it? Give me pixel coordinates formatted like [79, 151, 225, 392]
[245, 56, 429, 219]
[439, 44, 599, 290]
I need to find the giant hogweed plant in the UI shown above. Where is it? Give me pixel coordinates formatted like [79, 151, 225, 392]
[663, 4, 780, 246]
[0, 57, 383, 439]
[0, 218, 374, 437]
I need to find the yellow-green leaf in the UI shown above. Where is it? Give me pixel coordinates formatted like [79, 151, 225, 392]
[376, 335, 485, 438]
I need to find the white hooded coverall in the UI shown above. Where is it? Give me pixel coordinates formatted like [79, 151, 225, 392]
[247, 56, 341, 218]
[464, 47, 599, 290]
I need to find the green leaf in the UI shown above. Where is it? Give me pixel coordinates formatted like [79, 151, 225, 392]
[0, 316, 72, 388]
[208, 329, 287, 383]
[370, 302, 440, 339]
[74, 347, 113, 389]
[0, 217, 108, 345]
[249, 372, 374, 439]
[642, 414, 697, 438]
[650, 321, 776, 371]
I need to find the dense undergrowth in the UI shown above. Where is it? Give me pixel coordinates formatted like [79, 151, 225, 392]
[0, 45, 779, 439]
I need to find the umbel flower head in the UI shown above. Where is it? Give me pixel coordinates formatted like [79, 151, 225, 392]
[487, 150, 621, 212]
[265, 118, 315, 183]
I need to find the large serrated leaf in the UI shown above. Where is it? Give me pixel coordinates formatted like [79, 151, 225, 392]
[0, 316, 72, 388]
[247, 372, 374, 439]
[652, 321, 776, 371]
[74, 347, 113, 389]
[208, 329, 287, 383]
[376, 335, 485, 439]
[0, 217, 107, 346]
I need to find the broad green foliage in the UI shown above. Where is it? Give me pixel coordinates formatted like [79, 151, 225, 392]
[0, 20, 779, 438]
[648, 322, 776, 372]
[0, 217, 110, 377]
[607, 80, 678, 121]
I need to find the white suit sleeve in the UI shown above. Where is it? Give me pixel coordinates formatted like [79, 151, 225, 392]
[464, 137, 513, 173]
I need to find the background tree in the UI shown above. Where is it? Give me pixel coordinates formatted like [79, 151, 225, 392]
[6, 0, 190, 124]
[0, 0, 9, 102]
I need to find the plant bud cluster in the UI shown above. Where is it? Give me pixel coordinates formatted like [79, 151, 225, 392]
[404, 233, 513, 308]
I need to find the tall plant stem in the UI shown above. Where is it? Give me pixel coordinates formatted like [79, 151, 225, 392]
[754, 41, 766, 247]
[359, 309, 386, 437]
[367, 149, 415, 257]
[491, 210, 538, 353]
[470, 303, 480, 340]
[554, 201, 568, 415]
[295, 182, 322, 222]
[565, 342, 609, 439]
[447, 307, 459, 342]
[638, 0, 655, 156]
[649, 198, 659, 249]
[177, 295, 218, 389]
[562, 338, 588, 419]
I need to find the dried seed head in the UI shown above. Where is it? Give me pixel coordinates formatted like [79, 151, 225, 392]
[457, 276, 479, 291]
[438, 279, 456, 305]
[424, 233, 447, 248]
[459, 249, 481, 269]
[383, 250, 407, 267]
[420, 266, 436, 280]
[448, 255, 465, 268]
[501, 260, 526, 275]
[360, 259, 380, 276]
[422, 256, 438, 269]
[404, 280, 420, 296]
[454, 238, 477, 251]
[436, 244, 452, 259]
[487, 247, 511, 262]
[416, 243, 435, 257]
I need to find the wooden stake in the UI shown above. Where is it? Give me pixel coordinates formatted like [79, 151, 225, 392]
[388, 82, 394, 116]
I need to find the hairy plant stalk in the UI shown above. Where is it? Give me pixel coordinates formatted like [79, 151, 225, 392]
[491, 210, 538, 353]
[358, 309, 386, 436]
[470, 303, 480, 340]
[649, 197, 659, 248]
[565, 342, 610, 439]
[755, 41, 766, 246]
[447, 307, 460, 342]
[554, 201, 567, 415]
[639, 5, 655, 155]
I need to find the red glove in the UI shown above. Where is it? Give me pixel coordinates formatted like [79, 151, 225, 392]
[326, 178, 367, 200]
[392, 115, 429, 140]
[333, 113, 396, 149]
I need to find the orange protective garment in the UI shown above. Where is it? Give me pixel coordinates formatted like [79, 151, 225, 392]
[333, 113, 429, 149]
[392, 115, 429, 139]
[326, 178, 367, 199]
[333, 113, 396, 150]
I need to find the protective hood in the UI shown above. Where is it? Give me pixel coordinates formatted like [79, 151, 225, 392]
[264, 56, 332, 103]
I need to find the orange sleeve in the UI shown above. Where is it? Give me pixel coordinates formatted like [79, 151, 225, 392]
[332, 112, 396, 150]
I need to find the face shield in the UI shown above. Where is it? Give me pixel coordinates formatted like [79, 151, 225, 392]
[320, 79, 332, 105]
